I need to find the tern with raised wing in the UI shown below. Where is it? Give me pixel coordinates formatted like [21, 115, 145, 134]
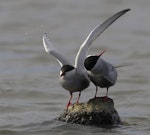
[43, 33, 90, 109]
[43, 9, 130, 108]
[84, 9, 130, 98]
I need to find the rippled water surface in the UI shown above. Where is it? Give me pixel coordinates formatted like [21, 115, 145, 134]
[0, 0, 150, 135]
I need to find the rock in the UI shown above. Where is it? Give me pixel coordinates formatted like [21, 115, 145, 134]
[58, 97, 122, 126]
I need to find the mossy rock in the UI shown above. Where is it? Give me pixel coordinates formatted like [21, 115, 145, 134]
[58, 97, 122, 126]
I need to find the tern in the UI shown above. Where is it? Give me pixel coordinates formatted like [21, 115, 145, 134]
[84, 50, 117, 98]
[43, 9, 130, 108]
[43, 33, 90, 109]
[84, 9, 130, 98]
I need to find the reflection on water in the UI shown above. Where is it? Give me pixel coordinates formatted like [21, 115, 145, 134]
[0, 0, 150, 135]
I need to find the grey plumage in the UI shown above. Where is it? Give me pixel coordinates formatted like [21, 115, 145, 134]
[85, 54, 117, 98]
[42, 9, 130, 108]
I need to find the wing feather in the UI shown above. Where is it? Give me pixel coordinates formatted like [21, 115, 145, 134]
[43, 33, 72, 67]
[75, 9, 130, 70]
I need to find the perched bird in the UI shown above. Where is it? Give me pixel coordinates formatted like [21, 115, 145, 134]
[43, 9, 130, 108]
[84, 9, 130, 98]
[43, 33, 90, 109]
[84, 50, 117, 98]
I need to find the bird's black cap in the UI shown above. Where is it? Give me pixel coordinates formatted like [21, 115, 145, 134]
[84, 56, 99, 71]
[60, 65, 75, 76]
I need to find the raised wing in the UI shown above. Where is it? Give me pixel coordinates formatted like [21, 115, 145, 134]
[43, 33, 72, 67]
[75, 9, 130, 70]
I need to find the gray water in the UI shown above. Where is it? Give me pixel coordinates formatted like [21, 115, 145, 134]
[0, 0, 150, 135]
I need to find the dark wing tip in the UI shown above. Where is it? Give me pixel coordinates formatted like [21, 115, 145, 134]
[123, 8, 131, 13]
[43, 32, 48, 37]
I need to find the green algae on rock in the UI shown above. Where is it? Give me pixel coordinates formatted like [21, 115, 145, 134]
[59, 97, 122, 126]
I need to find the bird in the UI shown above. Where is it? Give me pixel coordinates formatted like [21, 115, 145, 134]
[84, 49, 117, 98]
[84, 9, 130, 98]
[43, 33, 90, 109]
[43, 9, 130, 108]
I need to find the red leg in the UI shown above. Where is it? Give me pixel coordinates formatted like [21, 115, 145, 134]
[104, 87, 109, 99]
[76, 91, 81, 104]
[106, 87, 108, 97]
[66, 92, 73, 109]
[94, 86, 98, 98]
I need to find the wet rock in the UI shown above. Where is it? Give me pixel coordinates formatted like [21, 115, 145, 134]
[58, 97, 122, 126]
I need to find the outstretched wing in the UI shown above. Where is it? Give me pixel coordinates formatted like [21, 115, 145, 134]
[75, 9, 130, 70]
[43, 33, 72, 67]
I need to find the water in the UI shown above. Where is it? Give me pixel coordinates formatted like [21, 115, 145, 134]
[0, 0, 150, 135]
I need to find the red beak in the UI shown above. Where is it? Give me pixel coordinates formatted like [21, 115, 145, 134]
[98, 49, 107, 57]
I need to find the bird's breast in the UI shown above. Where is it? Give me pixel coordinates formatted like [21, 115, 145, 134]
[59, 71, 90, 92]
